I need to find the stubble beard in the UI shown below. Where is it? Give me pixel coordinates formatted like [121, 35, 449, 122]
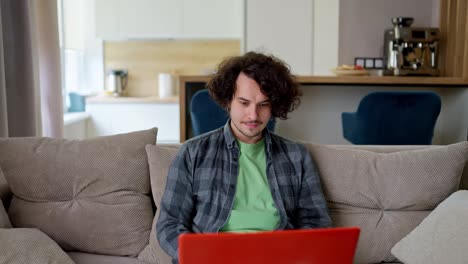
[231, 120, 263, 141]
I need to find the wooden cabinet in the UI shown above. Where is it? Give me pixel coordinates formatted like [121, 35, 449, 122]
[95, 0, 182, 39]
[181, 0, 243, 39]
[94, 0, 122, 39]
[94, 0, 242, 39]
[119, 0, 183, 39]
[86, 102, 180, 143]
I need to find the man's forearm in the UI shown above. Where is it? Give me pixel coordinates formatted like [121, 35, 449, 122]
[157, 214, 191, 260]
[157, 149, 195, 260]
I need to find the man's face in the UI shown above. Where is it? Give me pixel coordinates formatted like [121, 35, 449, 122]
[229, 72, 272, 144]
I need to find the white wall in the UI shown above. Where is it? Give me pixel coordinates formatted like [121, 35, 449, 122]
[312, 0, 339, 75]
[431, 0, 439, 27]
[86, 103, 180, 142]
[245, 0, 314, 75]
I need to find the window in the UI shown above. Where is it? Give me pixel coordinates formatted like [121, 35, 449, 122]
[57, 0, 104, 113]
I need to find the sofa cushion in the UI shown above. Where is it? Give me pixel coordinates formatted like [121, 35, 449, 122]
[0, 167, 12, 209]
[391, 190, 468, 264]
[0, 228, 75, 264]
[0, 128, 158, 257]
[138, 144, 179, 264]
[68, 252, 146, 264]
[0, 198, 12, 228]
[306, 142, 468, 264]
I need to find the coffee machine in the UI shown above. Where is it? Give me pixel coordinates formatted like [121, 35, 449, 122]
[383, 17, 440, 76]
[106, 69, 128, 96]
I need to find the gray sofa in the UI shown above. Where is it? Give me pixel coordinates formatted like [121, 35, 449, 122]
[0, 128, 467, 264]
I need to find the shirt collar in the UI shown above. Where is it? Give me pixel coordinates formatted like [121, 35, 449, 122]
[223, 119, 273, 153]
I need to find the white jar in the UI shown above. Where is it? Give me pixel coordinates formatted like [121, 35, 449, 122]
[158, 73, 175, 98]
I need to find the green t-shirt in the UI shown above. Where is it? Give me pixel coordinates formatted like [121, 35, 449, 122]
[220, 139, 280, 232]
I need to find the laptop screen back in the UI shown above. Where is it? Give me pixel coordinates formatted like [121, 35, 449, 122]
[179, 227, 360, 264]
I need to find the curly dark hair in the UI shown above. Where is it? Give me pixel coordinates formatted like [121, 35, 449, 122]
[207, 51, 302, 120]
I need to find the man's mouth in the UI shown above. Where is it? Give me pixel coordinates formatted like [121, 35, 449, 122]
[243, 122, 261, 129]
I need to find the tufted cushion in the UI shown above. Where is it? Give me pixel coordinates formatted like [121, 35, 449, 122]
[0, 128, 158, 257]
[0, 228, 75, 264]
[138, 144, 179, 264]
[306, 142, 468, 264]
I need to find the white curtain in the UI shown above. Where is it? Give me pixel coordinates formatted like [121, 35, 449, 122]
[0, 0, 63, 138]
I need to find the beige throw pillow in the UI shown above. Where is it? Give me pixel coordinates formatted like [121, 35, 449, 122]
[0, 228, 75, 264]
[392, 190, 468, 264]
[0, 198, 12, 228]
[0, 128, 158, 257]
[306, 142, 468, 264]
[138, 145, 179, 264]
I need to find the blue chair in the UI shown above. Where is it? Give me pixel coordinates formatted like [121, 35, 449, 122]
[342, 91, 441, 145]
[190, 89, 275, 136]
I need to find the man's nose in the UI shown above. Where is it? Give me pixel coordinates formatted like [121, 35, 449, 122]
[246, 105, 258, 120]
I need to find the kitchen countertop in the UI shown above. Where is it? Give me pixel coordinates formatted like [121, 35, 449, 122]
[63, 112, 91, 126]
[179, 75, 468, 87]
[178, 75, 468, 142]
[86, 95, 179, 104]
[298, 76, 468, 86]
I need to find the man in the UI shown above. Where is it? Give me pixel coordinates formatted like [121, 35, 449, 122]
[157, 52, 331, 263]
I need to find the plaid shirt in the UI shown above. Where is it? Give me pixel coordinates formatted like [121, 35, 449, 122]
[157, 122, 331, 262]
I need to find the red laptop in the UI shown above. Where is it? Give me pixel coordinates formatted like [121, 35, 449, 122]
[179, 227, 360, 264]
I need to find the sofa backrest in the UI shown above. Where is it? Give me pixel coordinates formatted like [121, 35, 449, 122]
[1, 143, 467, 207]
[1, 141, 467, 264]
[139, 142, 466, 264]
[320, 144, 468, 190]
[306, 142, 468, 263]
[156, 143, 468, 188]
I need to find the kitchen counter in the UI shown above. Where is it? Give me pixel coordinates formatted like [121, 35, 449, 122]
[297, 76, 468, 86]
[85, 96, 180, 142]
[87, 95, 178, 104]
[180, 75, 468, 87]
[179, 75, 468, 144]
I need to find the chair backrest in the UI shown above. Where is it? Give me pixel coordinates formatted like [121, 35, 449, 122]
[190, 89, 229, 136]
[343, 91, 441, 145]
[190, 89, 275, 137]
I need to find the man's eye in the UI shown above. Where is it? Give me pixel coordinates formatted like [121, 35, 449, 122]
[240, 101, 248, 106]
[260, 103, 270, 107]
